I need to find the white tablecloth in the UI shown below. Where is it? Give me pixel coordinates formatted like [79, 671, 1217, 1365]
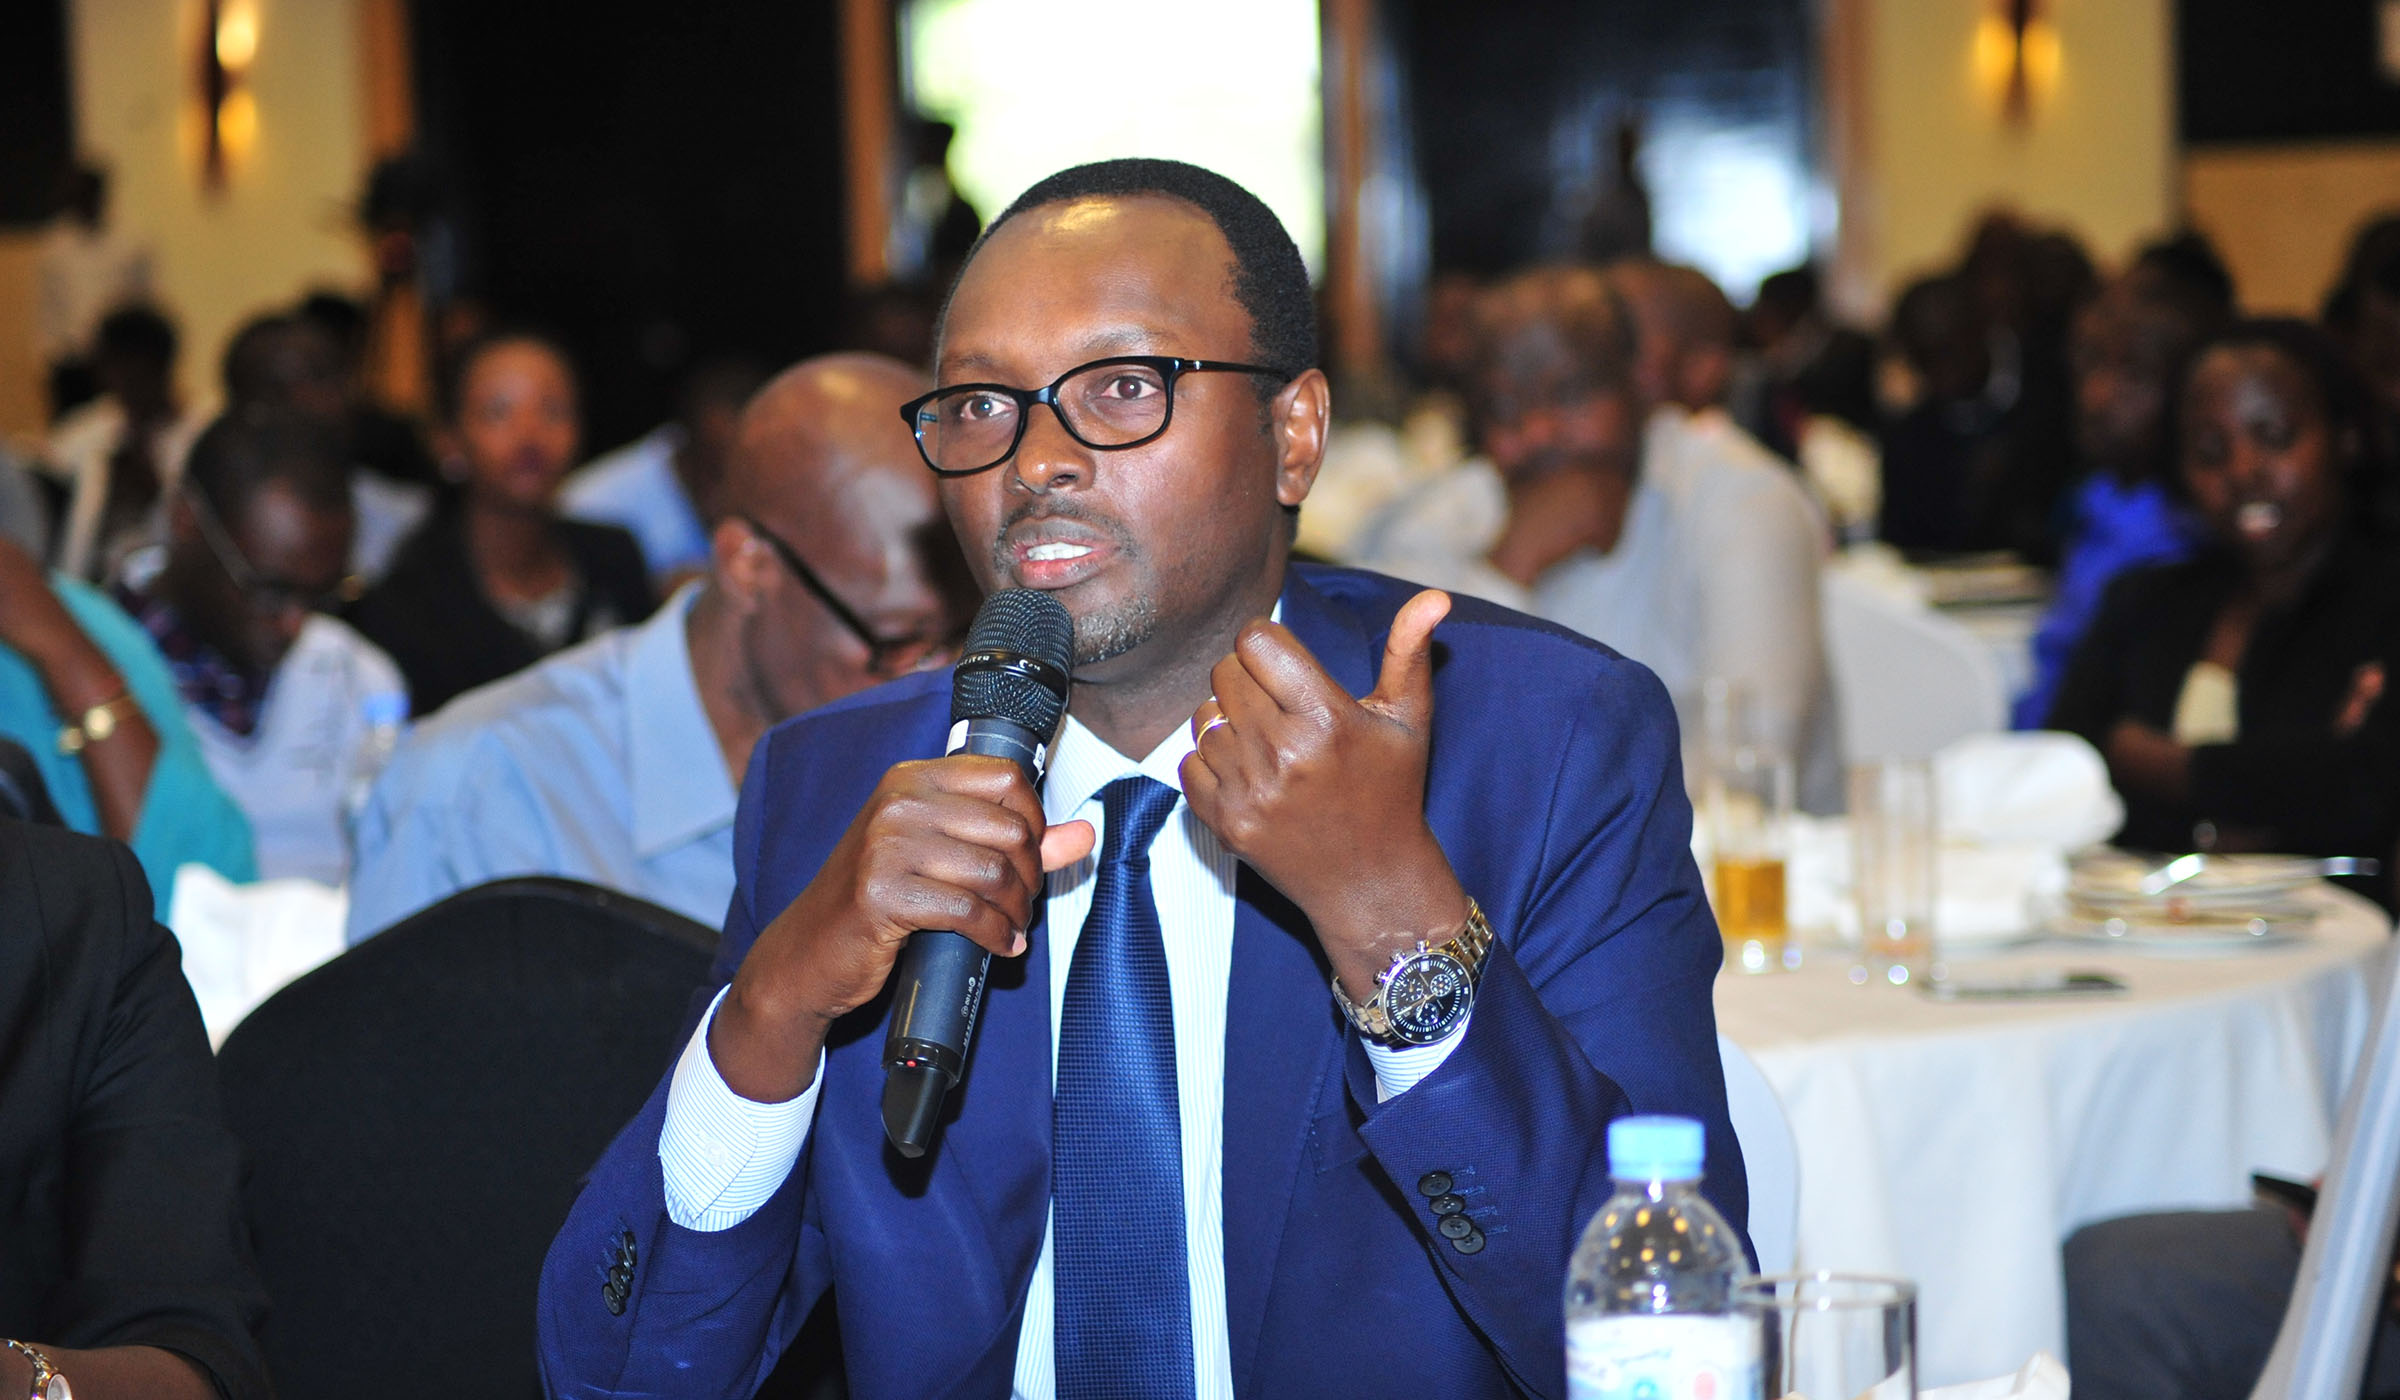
[1716, 885, 2393, 1386]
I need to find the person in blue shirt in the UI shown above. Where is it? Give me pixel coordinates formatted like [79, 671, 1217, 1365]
[345, 352, 971, 940]
[560, 357, 767, 588]
[0, 536, 254, 907]
[2015, 268, 2228, 729]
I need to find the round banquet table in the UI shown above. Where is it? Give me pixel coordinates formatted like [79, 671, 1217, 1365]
[1714, 884, 2393, 1387]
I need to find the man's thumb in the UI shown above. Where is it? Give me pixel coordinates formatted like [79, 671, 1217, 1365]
[1365, 589, 1450, 730]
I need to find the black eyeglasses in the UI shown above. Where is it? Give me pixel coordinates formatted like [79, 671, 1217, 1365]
[736, 513, 955, 678]
[184, 487, 364, 617]
[899, 355, 1298, 477]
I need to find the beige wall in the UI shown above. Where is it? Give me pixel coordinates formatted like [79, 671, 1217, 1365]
[1831, 0, 2176, 317]
[2183, 140, 2400, 316]
[0, 236, 44, 443]
[50, 0, 369, 426]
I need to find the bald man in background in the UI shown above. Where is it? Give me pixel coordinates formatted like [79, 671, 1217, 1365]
[345, 353, 972, 940]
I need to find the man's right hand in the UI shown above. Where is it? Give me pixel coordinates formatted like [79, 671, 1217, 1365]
[707, 755, 1094, 1105]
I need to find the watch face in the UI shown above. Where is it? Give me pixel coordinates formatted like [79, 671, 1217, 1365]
[1384, 951, 1473, 1042]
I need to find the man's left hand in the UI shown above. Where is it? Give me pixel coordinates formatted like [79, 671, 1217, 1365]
[1180, 589, 1471, 999]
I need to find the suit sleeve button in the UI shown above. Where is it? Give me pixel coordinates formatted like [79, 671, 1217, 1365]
[1437, 1213, 1476, 1240]
[1417, 1171, 1454, 1198]
[1451, 1227, 1487, 1255]
[1429, 1193, 1467, 1216]
[603, 1282, 628, 1316]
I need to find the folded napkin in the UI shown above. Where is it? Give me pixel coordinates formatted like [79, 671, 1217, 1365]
[166, 864, 349, 1048]
[1783, 822, 2064, 945]
[1938, 731, 2122, 850]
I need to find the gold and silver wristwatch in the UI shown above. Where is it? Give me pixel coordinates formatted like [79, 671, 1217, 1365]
[55, 693, 136, 757]
[1331, 899, 1494, 1045]
[1, 1340, 69, 1400]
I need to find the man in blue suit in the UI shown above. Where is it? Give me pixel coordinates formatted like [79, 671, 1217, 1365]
[538, 158, 1741, 1399]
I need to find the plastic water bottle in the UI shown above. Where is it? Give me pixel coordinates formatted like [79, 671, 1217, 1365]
[344, 690, 408, 832]
[1565, 1115, 1759, 1400]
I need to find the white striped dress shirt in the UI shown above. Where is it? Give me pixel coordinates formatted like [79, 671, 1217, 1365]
[659, 674, 1468, 1398]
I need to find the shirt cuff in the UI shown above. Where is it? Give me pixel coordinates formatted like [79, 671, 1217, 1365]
[1362, 1015, 1472, 1102]
[658, 986, 822, 1232]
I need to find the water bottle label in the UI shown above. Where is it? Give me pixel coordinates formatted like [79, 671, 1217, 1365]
[1567, 1314, 1761, 1400]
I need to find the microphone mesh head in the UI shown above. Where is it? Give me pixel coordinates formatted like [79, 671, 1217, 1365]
[950, 588, 1074, 732]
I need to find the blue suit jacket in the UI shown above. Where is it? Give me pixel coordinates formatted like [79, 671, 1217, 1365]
[538, 565, 1743, 1399]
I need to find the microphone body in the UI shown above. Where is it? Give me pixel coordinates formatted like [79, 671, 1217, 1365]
[882, 589, 1073, 1158]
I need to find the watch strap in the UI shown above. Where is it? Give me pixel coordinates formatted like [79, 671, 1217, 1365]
[1332, 899, 1493, 1041]
[2, 1340, 60, 1400]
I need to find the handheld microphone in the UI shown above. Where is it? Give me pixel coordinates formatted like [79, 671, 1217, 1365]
[882, 587, 1074, 1157]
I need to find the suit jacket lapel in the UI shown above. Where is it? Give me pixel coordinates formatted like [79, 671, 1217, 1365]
[1221, 569, 1375, 1391]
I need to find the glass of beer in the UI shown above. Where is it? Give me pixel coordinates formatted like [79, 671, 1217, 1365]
[1706, 746, 1794, 974]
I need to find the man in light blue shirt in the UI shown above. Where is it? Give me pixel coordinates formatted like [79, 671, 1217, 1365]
[560, 358, 766, 586]
[346, 353, 968, 941]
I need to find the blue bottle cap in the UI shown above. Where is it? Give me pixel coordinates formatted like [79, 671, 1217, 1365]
[1607, 1115, 1706, 1181]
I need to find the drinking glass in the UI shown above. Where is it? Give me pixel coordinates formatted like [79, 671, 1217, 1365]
[1706, 746, 1795, 975]
[1737, 1272, 1918, 1400]
[1848, 758, 1936, 986]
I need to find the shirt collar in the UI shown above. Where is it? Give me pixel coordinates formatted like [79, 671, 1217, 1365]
[627, 581, 739, 857]
[1038, 600, 1283, 824]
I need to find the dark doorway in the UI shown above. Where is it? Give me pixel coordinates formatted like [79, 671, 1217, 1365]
[409, 3, 849, 453]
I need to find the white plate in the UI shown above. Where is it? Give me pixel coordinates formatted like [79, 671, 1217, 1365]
[2068, 852, 2326, 911]
[2046, 901, 2315, 956]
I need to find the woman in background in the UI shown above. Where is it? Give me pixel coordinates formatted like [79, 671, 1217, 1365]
[2048, 318, 2400, 884]
[349, 331, 652, 716]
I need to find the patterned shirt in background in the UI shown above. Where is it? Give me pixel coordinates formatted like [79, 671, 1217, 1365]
[113, 581, 270, 738]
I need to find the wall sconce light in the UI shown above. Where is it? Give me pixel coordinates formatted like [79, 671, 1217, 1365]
[1972, 0, 2059, 127]
[200, 0, 259, 188]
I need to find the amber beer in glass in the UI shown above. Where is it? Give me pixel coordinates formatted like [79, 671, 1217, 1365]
[1705, 747, 1794, 974]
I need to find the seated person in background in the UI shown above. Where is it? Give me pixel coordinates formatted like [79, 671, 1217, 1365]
[2012, 268, 2227, 729]
[0, 814, 272, 1400]
[2047, 319, 2400, 882]
[346, 352, 967, 941]
[0, 535, 254, 905]
[294, 290, 445, 491]
[1877, 272, 2016, 554]
[38, 305, 210, 583]
[221, 309, 429, 581]
[562, 355, 767, 587]
[2064, 1198, 2400, 1400]
[112, 409, 405, 887]
[1354, 261, 1840, 811]
[348, 330, 655, 716]
[1739, 262, 1879, 461]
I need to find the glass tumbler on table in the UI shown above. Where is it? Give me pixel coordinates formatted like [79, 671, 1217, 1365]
[1736, 1272, 1917, 1400]
[1705, 747, 1794, 975]
[1848, 758, 1936, 986]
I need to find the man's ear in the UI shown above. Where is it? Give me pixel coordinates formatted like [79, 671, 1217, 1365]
[712, 516, 772, 614]
[1272, 368, 1332, 509]
[431, 425, 469, 483]
[1683, 346, 1735, 413]
[166, 494, 200, 546]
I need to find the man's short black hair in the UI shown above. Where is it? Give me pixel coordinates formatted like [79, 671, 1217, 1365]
[222, 313, 344, 410]
[185, 406, 354, 524]
[96, 305, 177, 369]
[943, 158, 1318, 376]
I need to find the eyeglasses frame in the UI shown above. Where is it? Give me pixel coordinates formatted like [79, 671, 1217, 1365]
[734, 512, 952, 677]
[181, 484, 365, 617]
[897, 355, 1299, 478]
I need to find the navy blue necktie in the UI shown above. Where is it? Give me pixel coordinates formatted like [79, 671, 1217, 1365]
[1053, 775, 1195, 1400]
